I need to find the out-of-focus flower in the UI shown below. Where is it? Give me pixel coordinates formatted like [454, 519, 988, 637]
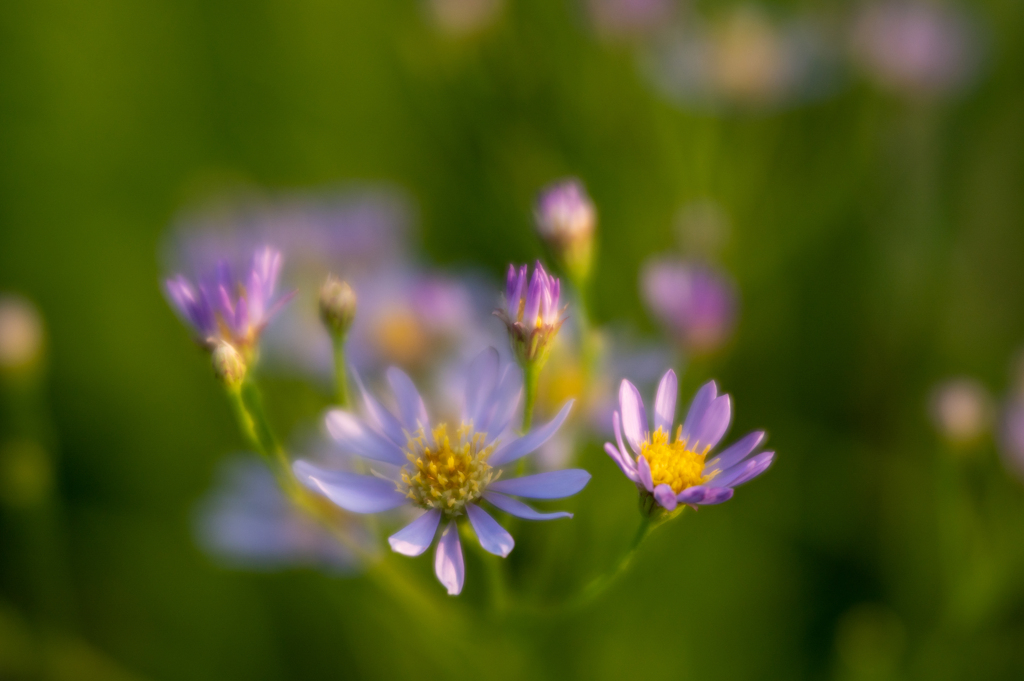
[644, 7, 839, 111]
[293, 349, 589, 595]
[999, 399, 1024, 481]
[319, 275, 357, 339]
[605, 371, 774, 513]
[195, 457, 367, 572]
[211, 340, 247, 388]
[165, 246, 293, 357]
[928, 378, 991, 445]
[586, 0, 675, 39]
[425, 0, 503, 36]
[850, 1, 980, 97]
[641, 257, 738, 355]
[496, 261, 567, 368]
[535, 179, 597, 285]
[0, 295, 44, 372]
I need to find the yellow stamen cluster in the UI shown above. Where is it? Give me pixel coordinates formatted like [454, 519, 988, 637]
[400, 423, 495, 516]
[640, 426, 710, 494]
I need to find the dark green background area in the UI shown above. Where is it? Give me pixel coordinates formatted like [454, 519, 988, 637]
[2, 0, 1024, 679]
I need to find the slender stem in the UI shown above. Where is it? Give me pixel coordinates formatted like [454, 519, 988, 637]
[225, 379, 289, 480]
[568, 514, 655, 610]
[521, 361, 540, 433]
[331, 336, 351, 409]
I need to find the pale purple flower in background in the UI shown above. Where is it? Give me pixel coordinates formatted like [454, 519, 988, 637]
[195, 457, 369, 572]
[641, 257, 738, 355]
[292, 348, 590, 595]
[0, 295, 44, 371]
[586, 0, 675, 39]
[605, 370, 774, 512]
[928, 377, 992, 445]
[165, 246, 294, 354]
[425, 0, 504, 36]
[1000, 399, 1024, 482]
[643, 7, 840, 111]
[850, 1, 980, 97]
[535, 179, 597, 282]
[495, 261, 567, 366]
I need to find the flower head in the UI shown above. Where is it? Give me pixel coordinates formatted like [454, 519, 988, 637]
[495, 261, 567, 368]
[605, 370, 774, 513]
[293, 348, 590, 595]
[165, 246, 294, 357]
[928, 378, 991, 445]
[0, 295, 44, 373]
[535, 180, 597, 283]
[319, 275, 357, 338]
[641, 257, 738, 355]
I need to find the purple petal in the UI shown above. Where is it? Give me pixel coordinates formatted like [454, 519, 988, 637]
[293, 460, 406, 514]
[434, 522, 465, 596]
[716, 451, 775, 488]
[488, 469, 591, 499]
[387, 368, 431, 436]
[704, 431, 765, 476]
[464, 348, 499, 425]
[653, 483, 678, 511]
[325, 410, 407, 466]
[482, 492, 573, 520]
[653, 369, 678, 435]
[693, 395, 732, 451]
[682, 381, 717, 441]
[604, 443, 639, 482]
[388, 509, 441, 556]
[524, 267, 543, 326]
[676, 485, 734, 505]
[476, 365, 522, 442]
[466, 504, 514, 557]
[618, 379, 648, 455]
[351, 370, 406, 447]
[613, 412, 630, 465]
[489, 399, 574, 467]
[637, 455, 654, 492]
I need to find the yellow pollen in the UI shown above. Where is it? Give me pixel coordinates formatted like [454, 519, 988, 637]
[640, 426, 710, 495]
[399, 423, 495, 516]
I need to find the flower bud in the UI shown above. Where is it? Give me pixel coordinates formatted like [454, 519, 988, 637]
[0, 295, 44, 374]
[212, 341, 247, 388]
[495, 261, 566, 368]
[319, 275, 357, 338]
[534, 179, 596, 285]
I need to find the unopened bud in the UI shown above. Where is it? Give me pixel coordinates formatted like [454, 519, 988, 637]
[534, 179, 597, 284]
[0, 295, 44, 373]
[212, 341, 247, 388]
[319, 275, 357, 338]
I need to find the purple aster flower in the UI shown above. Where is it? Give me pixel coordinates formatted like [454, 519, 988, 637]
[605, 370, 774, 513]
[999, 399, 1024, 482]
[195, 457, 369, 572]
[641, 257, 738, 355]
[292, 348, 590, 595]
[495, 261, 567, 367]
[534, 179, 597, 282]
[165, 246, 294, 355]
[850, 1, 980, 97]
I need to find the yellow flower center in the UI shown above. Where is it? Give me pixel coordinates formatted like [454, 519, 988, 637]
[400, 423, 495, 516]
[640, 426, 710, 494]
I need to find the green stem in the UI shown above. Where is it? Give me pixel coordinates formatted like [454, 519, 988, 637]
[331, 336, 351, 409]
[225, 379, 289, 480]
[568, 514, 655, 610]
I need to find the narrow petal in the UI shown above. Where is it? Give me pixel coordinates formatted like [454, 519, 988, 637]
[697, 487, 734, 505]
[477, 366, 522, 442]
[387, 367, 431, 436]
[351, 370, 406, 447]
[293, 460, 406, 514]
[613, 411, 630, 466]
[434, 522, 465, 596]
[482, 492, 572, 520]
[637, 455, 654, 492]
[388, 509, 441, 556]
[693, 395, 732, 451]
[704, 431, 765, 477]
[653, 484, 678, 511]
[325, 410, 407, 466]
[464, 348, 499, 425]
[676, 485, 734, 505]
[682, 381, 717, 441]
[716, 451, 775, 488]
[618, 379, 648, 455]
[604, 443, 639, 482]
[489, 399, 574, 467]
[653, 369, 678, 435]
[466, 504, 515, 557]
[488, 469, 591, 499]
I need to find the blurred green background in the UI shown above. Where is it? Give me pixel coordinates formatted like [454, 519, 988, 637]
[2, 0, 1024, 678]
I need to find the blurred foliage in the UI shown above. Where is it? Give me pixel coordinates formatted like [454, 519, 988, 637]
[1, 0, 1024, 679]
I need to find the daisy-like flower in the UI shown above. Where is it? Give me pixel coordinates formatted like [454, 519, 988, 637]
[165, 246, 294, 356]
[292, 348, 590, 595]
[494, 261, 567, 367]
[605, 369, 774, 513]
[641, 257, 738, 355]
[534, 180, 597, 284]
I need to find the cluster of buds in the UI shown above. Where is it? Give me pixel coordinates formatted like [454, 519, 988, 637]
[495, 261, 566, 369]
[534, 179, 597, 287]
